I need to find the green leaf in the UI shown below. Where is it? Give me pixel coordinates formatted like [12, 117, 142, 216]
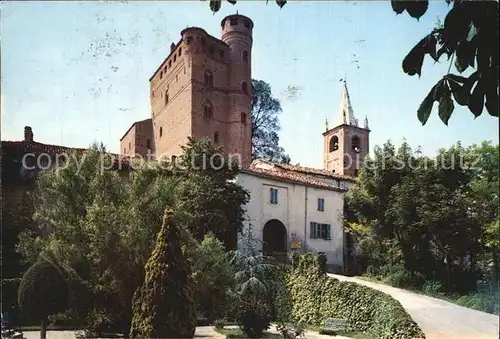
[438, 89, 454, 125]
[405, 0, 429, 20]
[276, 0, 286, 9]
[227, 0, 237, 4]
[485, 90, 499, 117]
[444, 74, 468, 83]
[447, 79, 469, 106]
[402, 38, 427, 76]
[468, 78, 485, 117]
[210, 0, 222, 13]
[391, 1, 406, 14]
[417, 85, 436, 125]
[454, 41, 475, 73]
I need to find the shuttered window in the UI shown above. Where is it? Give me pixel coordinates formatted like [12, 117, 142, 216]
[309, 222, 331, 240]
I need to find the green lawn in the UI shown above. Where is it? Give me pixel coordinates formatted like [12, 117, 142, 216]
[216, 328, 282, 338]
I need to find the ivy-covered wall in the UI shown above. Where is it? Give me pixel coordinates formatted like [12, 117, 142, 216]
[286, 253, 425, 339]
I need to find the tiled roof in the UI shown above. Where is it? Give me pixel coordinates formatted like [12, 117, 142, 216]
[244, 164, 348, 192]
[1, 141, 131, 167]
[252, 160, 356, 182]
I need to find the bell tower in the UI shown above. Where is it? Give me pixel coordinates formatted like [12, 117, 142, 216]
[323, 80, 370, 177]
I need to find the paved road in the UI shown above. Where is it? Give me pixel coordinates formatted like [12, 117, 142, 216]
[328, 273, 500, 339]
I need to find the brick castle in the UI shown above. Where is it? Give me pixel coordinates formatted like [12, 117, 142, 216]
[120, 14, 253, 167]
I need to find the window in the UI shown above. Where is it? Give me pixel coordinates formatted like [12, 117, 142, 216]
[242, 50, 248, 62]
[204, 70, 214, 87]
[129, 142, 131, 150]
[244, 20, 250, 28]
[186, 36, 193, 45]
[241, 81, 248, 93]
[209, 45, 215, 56]
[165, 91, 169, 105]
[219, 50, 225, 58]
[214, 131, 219, 144]
[203, 102, 213, 118]
[241, 112, 247, 124]
[318, 198, 325, 211]
[352, 136, 361, 153]
[230, 18, 238, 26]
[179, 47, 182, 56]
[171, 155, 177, 163]
[168, 60, 172, 68]
[164, 67, 167, 73]
[146, 139, 151, 149]
[329, 136, 339, 152]
[309, 222, 331, 240]
[124, 148, 126, 154]
[174, 54, 177, 62]
[159, 127, 163, 138]
[270, 188, 278, 204]
[160, 71, 163, 79]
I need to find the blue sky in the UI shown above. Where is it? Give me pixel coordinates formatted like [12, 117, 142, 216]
[1, 1, 498, 168]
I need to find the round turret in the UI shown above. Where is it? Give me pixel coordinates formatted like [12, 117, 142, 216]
[221, 14, 253, 42]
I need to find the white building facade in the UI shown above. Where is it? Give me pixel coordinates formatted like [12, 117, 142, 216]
[235, 81, 367, 273]
[235, 160, 355, 272]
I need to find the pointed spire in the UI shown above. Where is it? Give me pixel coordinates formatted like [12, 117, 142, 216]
[337, 79, 357, 126]
[364, 115, 369, 129]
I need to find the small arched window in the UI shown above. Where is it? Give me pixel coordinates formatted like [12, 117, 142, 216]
[174, 54, 177, 62]
[214, 131, 220, 143]
[168, 60, 172, 68]
[241, 81, 248, 94]
[204, 70, 214, 87]
[160, 71, 163, 79]
[241, 112, 247, 124]
[352, 136, 361, 153]
[165, 91, 169, 105]
[203, 102, 213, 118]
[242, 50, 248, 62]
[178, 47, 182, 56]
[329, 136, 339, 152]
[146, 139, 151, 149]
[159, 127, 163, 138]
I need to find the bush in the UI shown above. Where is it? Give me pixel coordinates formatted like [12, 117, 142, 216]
[187, 233, 234, 321]
[18, 256, 70, 338]
[288, 253, 425, 339]
[214, 318, 226, 330]
[129, 208, 196, 339]
[422, 280, 444, 296]
[234, 296, 271, 338]
[276, 322, 305, 339]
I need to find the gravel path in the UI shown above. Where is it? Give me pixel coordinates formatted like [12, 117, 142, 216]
[21, 326, 224, 339]
[328, 273, 500, 339]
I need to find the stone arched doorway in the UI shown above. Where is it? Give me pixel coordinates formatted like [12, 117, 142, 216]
[262, 219, 287, 262]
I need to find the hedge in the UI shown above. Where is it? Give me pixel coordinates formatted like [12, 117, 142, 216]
[286, 253, 425, 339]
[1, 278, 22, 310]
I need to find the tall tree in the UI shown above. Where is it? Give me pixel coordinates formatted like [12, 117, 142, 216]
[130, 208, 196, 339]
[251, 80, 290, 164]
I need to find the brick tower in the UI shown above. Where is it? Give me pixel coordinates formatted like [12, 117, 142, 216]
[323, 80, 370, 177]
[140, 14, 253, 167]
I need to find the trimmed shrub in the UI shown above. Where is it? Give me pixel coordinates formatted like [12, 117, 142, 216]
[234, 295, 272, 338]
[288, 253, 425, 339]
[129, 208, 196, 339]
[422, 280, 444, 296]
[18, 256, 70, 338]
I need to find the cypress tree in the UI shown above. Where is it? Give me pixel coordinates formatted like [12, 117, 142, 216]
[130, 207, 196, 338]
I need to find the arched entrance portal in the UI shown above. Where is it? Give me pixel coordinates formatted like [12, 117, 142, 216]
[262, 219, 287, 262]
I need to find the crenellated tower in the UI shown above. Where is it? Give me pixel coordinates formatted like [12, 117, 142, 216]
[323, 80, 370, 177]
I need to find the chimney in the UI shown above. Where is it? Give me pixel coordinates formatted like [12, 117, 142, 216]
[24, 126, 33, 142]
[170, 43, 176, 53]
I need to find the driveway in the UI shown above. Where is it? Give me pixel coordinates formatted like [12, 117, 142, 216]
[328, 273, 500, 339]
